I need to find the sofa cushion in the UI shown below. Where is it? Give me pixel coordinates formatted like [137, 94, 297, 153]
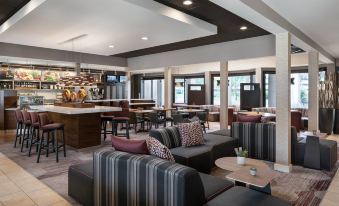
[170, 145, 213, 173]
[149, 126, 181, 149]
[205, 186, 291, 206]
[93, 150, 206, 206]
[111, 136, 149, 154]
[146, 137, 175, 162]
[320, 139, 337, 171]
[68, 161, 94, 206]
[178, 121, 205, 147]
[204, 134, 238, 161]
[237, 114, 262, 123]
[199, 173, 233, 202]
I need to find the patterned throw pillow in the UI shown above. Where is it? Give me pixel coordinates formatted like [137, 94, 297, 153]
[177, 121, 204, 147]
[146, 137, 175, 162]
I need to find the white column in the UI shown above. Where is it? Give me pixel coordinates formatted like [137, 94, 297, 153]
[308, 51, 319, 131]
[220, 61, 228, 129]
[274, 32, 292, 173]
[205, 71, 211, 105]
[164, 67, 172, 111]
[255, 67, 263, 106]
[125, 71, 131, 99]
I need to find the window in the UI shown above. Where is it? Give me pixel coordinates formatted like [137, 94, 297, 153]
[173, 76, 204, 103]
[263, 70, 327, 108]
[212, 74, 254, 106]
[141, 78, 164, 106]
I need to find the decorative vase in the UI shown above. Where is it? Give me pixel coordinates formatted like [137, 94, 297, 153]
[237, 156, 246, 165]
[250, 167, 257, 176]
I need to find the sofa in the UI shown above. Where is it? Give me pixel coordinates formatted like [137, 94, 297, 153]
[231, 122, 337, 171]
[68, 150, 290, 206]
[149, 126, 238, 173]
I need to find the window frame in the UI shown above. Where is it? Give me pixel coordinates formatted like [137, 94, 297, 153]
[172, 75, 205, 104]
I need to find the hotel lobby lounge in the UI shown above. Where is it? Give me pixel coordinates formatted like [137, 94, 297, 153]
[0, 0, 339, 205]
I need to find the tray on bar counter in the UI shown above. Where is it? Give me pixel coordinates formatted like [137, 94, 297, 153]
[54, 102, 95, 108]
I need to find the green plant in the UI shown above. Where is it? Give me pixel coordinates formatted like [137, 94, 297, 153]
[234, 147, 248, 157]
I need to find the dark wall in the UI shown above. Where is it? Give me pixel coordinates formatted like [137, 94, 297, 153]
[131, 74, 142, 99]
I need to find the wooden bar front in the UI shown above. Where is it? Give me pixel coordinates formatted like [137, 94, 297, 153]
[48, 112, 101, 149]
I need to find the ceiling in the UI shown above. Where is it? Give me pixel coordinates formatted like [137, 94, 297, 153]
[263, 0, 339, 58]
[0, 0, 30, 25]
[114, 0, 270, 57]
[0, 0, 216, 56]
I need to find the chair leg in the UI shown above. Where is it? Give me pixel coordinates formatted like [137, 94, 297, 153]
[125, 120, 130, 139]
[46, 132, 50, 157]
[62, 128, 66, 157]
[21, 125, 28, 152]
[37, 133, 44, 163]
[14, 123, 20, 148]
[28, 127, 35, 157]
[55, 130, 59, 163]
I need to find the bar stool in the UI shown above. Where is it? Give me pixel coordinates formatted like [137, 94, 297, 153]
[112, 116, 130, 139]
[28, 112, 40, 157]
[101, 114, 114, 141]
[37, 113, 66, 163]
[13, 109, 24, 148]
[21, 110, 31, 152]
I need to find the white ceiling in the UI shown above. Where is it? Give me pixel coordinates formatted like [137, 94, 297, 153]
[263, 0, 339, 58]
[0, 0, 216, 56]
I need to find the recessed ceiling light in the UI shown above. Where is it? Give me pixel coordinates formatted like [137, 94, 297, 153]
[183, 0, 193, 6]
[141, 36, 149, 40]
[240, 26, 248, 30]
[108, 45, 115, 48]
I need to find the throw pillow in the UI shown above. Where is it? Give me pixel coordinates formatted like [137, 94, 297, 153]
[178, 121, 204, 147]
[146, 137, 175, 162]
[111, 135, 149, 154]
[237, 115, 262, 123]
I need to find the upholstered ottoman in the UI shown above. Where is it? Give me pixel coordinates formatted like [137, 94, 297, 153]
[68, 161, 94, 206]
[320, 140, 337, 171]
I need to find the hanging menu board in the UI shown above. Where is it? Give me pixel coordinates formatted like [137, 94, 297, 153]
[14, 69, 41, 81]
[42, 71, 61, 82]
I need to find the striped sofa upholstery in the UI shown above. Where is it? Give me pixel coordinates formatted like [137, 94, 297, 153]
[231, 122, 276, 162]
[149, 127, 181, 148]
[93, 149, 206, 206]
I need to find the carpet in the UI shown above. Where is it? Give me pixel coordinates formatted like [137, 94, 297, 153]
[0, 129, 338, 206]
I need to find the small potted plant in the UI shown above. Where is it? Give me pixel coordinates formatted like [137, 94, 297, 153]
[234, 147, 248, 165]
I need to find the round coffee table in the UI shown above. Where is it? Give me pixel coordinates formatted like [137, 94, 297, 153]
[215, 157, 270, 172]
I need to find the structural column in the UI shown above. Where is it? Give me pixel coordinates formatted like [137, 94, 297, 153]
[274, 32, 292, 173]
[125, 71, 131, 99]
[220, 61, 228, 129]
[205, 71, 211, 105]
[255, 67, 263, 106]
[164, 68, 172, 114]
[308, 51, 319, 131]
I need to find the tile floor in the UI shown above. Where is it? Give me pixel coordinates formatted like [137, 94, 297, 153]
[0, 152, 71, 206]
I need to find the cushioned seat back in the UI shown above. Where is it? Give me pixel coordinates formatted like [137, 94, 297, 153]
[93, 150, 205, 206]
[149, 127, 182, 148]
[232, 122, 297, 162]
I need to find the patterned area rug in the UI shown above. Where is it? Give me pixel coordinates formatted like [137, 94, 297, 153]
[0, 129, 338, 206]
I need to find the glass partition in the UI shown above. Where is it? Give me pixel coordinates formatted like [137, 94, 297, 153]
[173, 76, 204, 104]
[141, 78, 164, 106]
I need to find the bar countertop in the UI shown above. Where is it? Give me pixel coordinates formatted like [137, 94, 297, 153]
[85, 99, 154, 103]
[6, 105, 121, 115]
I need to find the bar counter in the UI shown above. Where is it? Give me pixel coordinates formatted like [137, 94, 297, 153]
[6, 105, 121, 149]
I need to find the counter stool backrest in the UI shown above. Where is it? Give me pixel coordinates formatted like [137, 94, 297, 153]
[29, 112, 39, 124]
[38, 113, 51, 127]
[14, 109, 23, 122]
[21, 110, 31, 123]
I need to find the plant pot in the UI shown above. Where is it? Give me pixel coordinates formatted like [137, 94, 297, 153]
[319, 108, 334, 135]
[237, 156, 246, 165]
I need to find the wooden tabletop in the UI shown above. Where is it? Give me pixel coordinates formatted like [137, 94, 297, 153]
[177, 109, 204, 113]
[226, 167, 277, 188]
[130, 109, 153, 114]
[237, 111, 276, 118]
[215, 157, 270, 172]
[299, 131, 328, 139]
[152, 107, 176, 111]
